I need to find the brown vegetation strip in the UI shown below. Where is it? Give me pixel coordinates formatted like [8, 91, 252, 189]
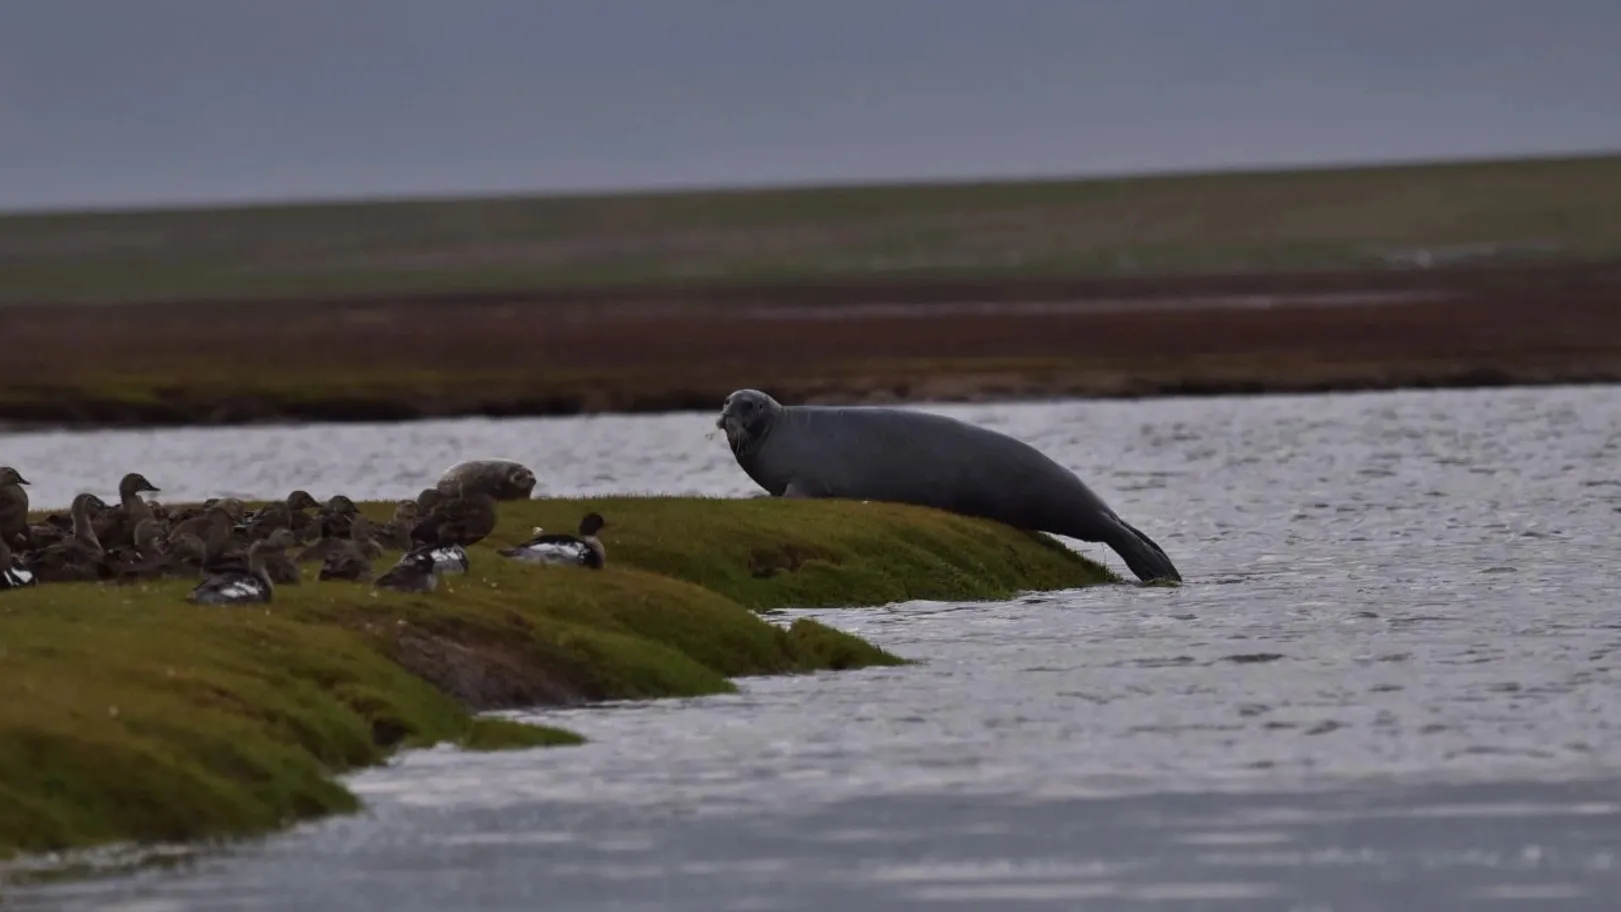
[2, 262, 1620, 428]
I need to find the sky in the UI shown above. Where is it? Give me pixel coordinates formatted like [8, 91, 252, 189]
[3, 0, 1620, 212]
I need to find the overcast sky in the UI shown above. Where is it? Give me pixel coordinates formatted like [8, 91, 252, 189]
[3, 0, 1619, 212]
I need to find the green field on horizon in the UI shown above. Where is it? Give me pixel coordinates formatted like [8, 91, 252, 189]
[2, 152, 1619, 305]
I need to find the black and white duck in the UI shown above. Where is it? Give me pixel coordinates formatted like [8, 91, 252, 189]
[374, 547, 444, 594]
[0, 539, 36, 590]
[187, 539, 276, 606]
[397, 541, 471, 577]
[498, 513, 608, 570]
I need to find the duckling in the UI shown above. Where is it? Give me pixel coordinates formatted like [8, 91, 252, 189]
[498, 513, 608, 570]
[187, 539, 276, 606]
[0, 538, 36, 590]
[410, 483, 498, 548]
[372, 500, 419, 551]
[374, 547, 442, 594]
[0, 466, 29, 550]
[27, 493, 110, 583]
[93, 472, 161, 550]
[318, 539, 372, 582]
[257, 528, 302, 585]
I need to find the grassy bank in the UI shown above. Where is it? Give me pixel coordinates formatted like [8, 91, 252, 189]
[3, 152, 1618, 304]
[0, 496, 1112, 859]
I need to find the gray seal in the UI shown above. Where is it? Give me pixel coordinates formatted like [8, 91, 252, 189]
[716, 389, 1181, 582]
[435, 459, 537, 501]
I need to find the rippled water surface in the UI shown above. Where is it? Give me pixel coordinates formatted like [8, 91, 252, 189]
[6, 386, 1621, 910]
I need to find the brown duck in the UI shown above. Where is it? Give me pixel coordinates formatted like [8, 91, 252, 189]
[94, 472, 161, 550]
[348, 512, 385, 561]
[257, 528, 302, 585]
[168, 504, 235, 567]
[286, 490, 322, 542]
[0, 466, 29, 550]
[318, 537, 373, 582]
[102, 516, 173, 583]
[372, 500, 420, 551]
[27, 493, 109, 583]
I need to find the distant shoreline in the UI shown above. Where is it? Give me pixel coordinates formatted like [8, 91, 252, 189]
[3, 371, 1618, 435]
[2, 259, 1618, 432]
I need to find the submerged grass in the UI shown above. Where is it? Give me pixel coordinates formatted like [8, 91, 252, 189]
[0, 496, 1112, 859]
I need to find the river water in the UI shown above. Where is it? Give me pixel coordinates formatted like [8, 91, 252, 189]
[5, 386, 1621, 910]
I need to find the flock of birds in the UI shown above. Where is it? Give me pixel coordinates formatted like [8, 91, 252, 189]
[0, 459, 610, 605]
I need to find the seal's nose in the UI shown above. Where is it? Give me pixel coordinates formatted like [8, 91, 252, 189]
[715, 414, 727, 429]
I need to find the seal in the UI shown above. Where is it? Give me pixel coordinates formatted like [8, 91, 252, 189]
[434, 459, 537, 501]
[716, 389, 1181, 582]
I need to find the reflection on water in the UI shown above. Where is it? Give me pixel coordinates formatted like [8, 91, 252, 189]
[5, 385, 1621, 910]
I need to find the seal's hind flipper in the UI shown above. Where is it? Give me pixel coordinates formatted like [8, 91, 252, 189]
[1103, 518, 1183, 583]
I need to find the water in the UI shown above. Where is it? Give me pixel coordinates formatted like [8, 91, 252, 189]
[5, 386, 1621, 910]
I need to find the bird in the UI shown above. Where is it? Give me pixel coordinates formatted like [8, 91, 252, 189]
[374, 547, 444, 593]
[498, 513, 608, 569]
[187, 539, 276, 606]
[0, 538, 36, 590]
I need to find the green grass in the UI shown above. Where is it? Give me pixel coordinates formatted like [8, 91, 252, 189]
[0, 496, 1112, 859]
[2, 152, 1617, 303]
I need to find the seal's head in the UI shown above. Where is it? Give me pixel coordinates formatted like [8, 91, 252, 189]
[500, 464, 538, 500]
[717, 389, 780, 451]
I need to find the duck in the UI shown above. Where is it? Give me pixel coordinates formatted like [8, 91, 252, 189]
[498, 513, 608, 570]
[187, 539, 276, 606]
[318, 538, 373, 582]
[0, 466, 29, 550]
[165, 531, 211, 579]
[256, 528, 302, 585]
[93, 472, 161, 550]
[168, 504, 235, 567]
[397, 541, 470, 577]
[348, 513, 385, 561]
[372, 500, 420, 551]
[374, 547, 443, 594]
[242, 500, 292, 541]
[102, 516, 172, 583]
[284, 490, 322, 542]
[27, 493, 110, 583]
[319, 495, 360, 541]
[410, 483, 498, 548]
[0, 538, 36, 590]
